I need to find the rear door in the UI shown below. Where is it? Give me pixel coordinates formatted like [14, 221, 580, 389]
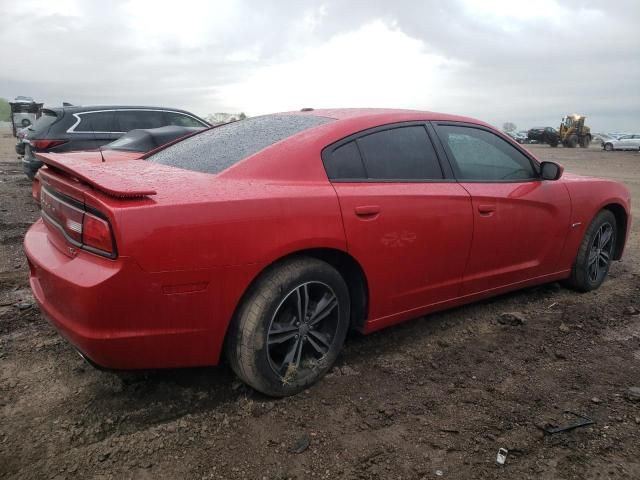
[432, 122, 571, 295]
[323, 123, 474, 324]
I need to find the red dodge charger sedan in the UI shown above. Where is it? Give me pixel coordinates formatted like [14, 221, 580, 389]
[24, 109, 632, 396]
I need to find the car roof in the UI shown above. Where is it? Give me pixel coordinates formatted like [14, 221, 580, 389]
[283, 108, 492, 128]
[48, 105, 200, 115]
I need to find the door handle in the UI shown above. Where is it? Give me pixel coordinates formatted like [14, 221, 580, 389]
[477, 204, 496, 215]
[354, 205, 381, 217]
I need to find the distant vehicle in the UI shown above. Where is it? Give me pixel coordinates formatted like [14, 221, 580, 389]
[9, 97, 43, 137]
[25, 108, 631, 397]
[14, 96, 35, 103]
[602, 134, 640, 151]
[22, 105, 210, 179]
[504, 131, 527, 144]
[527, 126, 559, 146]
[558, 114, 591, 148]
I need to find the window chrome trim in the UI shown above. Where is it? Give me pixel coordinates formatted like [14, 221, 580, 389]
[66, 109, 208, 134]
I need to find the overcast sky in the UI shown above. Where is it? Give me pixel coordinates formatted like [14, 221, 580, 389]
[1, 0, 638, 131]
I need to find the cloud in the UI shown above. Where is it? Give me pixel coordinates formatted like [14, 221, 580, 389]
[219, 21, 464, 114]
[0, 0, 638, 131]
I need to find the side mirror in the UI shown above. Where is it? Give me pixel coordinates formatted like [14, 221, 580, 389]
[540, 161, 563, 180]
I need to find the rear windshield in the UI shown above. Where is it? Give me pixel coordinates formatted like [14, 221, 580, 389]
[147, 114, 334, 174]
[29, 110, 60, 135]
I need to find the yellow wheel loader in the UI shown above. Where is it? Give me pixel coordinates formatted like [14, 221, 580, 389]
[555, 114, 591, 148]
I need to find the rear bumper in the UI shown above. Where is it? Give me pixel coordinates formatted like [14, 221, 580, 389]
[23, 219, 235, 370]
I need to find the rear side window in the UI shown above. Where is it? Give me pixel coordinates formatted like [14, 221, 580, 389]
[76, 111, 115, 132]
[165, 112, 206, 128]
[358, 126, 442, 180]
[116, 110, 166, 131]
[323, 125, 443, 181]
[434, 125, 536, 181]
[323, 141, 366, 179]
[148, 114, 334, 174]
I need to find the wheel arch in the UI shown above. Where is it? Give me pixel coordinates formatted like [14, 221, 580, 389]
[225, 247, 370, 349]
[602, 203, 629, 260]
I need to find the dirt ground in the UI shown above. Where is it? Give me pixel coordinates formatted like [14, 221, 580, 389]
[1, 127, 639, 480]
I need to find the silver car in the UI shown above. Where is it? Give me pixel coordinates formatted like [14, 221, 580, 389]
[602, 134, 640, 151]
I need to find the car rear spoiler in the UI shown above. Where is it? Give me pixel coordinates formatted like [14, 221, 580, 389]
[35, 152, 157, 198]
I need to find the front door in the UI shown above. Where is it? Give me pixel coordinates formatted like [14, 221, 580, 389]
[432, 123, 571, 295]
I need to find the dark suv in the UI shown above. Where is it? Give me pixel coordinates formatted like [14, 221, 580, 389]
[527, 126, 559, 146]
[22, 105, 210, 179]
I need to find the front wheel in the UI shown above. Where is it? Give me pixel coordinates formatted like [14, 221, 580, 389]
[226, 257, 350, 397]
[565, 210, 617, 292]
[604, 143, 614, 151]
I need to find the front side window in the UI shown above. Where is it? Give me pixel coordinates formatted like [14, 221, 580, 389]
[435, 125, 537, 181]
[323, 125, 443, 181]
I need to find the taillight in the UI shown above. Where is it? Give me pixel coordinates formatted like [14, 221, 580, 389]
[41, 188, 83, 243]
[31, 139, 68, 150]
[40, 186, 116, 258]
[82, 212, 114, 255]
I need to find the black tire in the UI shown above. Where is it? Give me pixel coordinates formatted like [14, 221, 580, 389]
[604, 143, 613, 152]
[580, 135, 591, 148]
[567, 135, 578, 148]
[549, 141, 558, 148]
[565, 210, 617, 292]
[24, 168, 36, 181]
[226, 257, 350, 397]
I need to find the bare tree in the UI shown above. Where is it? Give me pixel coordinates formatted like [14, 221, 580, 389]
[502, 122, 517, 132]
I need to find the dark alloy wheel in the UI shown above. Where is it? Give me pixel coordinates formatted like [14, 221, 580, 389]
[586, 222, 614, 284]
[226, 257, 350, 397]
[266, 281, 340, 378]
[565, 210, 617, 292]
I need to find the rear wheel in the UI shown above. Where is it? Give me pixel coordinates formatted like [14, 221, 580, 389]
[565, 210, 616, 292]
[226, 257, 350, 397]
[580, 135, 591, 148]
[567, 135, 578, 148]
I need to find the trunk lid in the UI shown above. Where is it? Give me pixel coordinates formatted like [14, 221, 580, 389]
[35, 153, 161, 259]
[36, 152, 157, 198]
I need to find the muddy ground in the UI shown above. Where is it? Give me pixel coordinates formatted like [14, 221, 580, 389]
[1, 127, 639, 480]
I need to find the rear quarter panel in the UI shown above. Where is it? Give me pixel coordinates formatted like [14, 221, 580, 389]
[111, 175, 346, 365]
